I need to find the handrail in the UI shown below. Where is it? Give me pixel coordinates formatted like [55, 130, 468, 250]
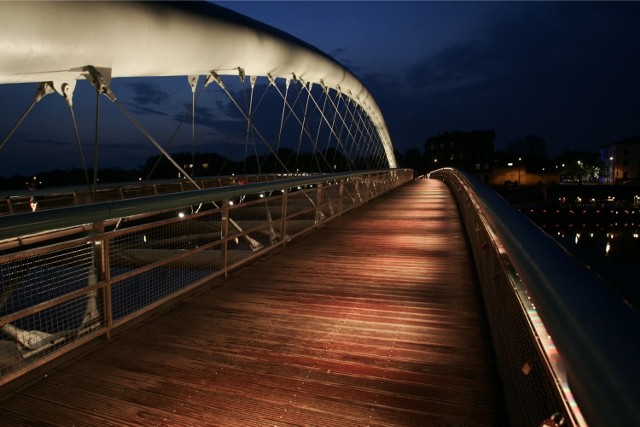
[0, 170, 404, 241]
[431, 167, 640, 427]
[0, 168, 413, 387]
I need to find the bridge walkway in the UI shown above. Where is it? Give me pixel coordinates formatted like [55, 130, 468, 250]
[0, 179, 507, 426]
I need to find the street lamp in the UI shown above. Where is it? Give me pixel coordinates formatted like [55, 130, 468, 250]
[609, 156, 615, 184]
[517, 157, 522, 185]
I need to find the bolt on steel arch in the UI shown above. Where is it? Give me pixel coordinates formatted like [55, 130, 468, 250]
[0, 1, 397, 188]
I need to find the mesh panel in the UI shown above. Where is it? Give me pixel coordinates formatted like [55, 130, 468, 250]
[0, 171, 411, 385]
[453, 181, 574, 427]
[0, 240, 102, 376]
[109, 207, 224, 319]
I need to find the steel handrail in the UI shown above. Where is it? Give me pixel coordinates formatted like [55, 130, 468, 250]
[0, 170, 405, 241]
[431, 167, 640, 427]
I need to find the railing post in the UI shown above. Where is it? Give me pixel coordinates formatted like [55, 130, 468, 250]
[5, 198, 13, 215]
[221, 198, 229, 277]
[93, 221, 112, 339]
[280, 188, 289, 246]
[338, 178, 344, 217]
[315, 183, 323, 226]
[354, 177, 362, 206]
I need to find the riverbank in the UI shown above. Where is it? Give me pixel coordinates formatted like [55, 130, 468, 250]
[493, 182, 640, 206]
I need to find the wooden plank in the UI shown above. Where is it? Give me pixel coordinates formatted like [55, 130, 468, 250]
[0, 179, 507, 426]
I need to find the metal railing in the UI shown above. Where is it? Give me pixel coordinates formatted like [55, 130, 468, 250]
[0, 174, 317, 215]
[0, 169, 413, 386]
[430, 168, 640, 427]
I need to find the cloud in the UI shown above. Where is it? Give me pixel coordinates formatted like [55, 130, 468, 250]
[383, 2, 640, 155]
[408, 41, 489, 94]
[127, 81, 170, 106]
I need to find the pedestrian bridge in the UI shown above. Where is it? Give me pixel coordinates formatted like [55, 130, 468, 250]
[0, 175, 506, 426]
[0, 169, 638, 427]
[0, 2, 639, 426]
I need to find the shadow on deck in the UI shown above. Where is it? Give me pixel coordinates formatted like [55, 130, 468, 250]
[0, 179, 507, 426]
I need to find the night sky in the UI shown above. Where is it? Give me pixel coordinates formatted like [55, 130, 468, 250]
[0, 1, 639, 177]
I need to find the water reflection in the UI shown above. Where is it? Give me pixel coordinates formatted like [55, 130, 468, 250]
[541, 223, 640, 310]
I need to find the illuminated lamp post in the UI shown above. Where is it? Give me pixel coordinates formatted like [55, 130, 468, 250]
[518, 157, 522, 185]
[609, 156, 615, 184]
[609, 156, 618, 184]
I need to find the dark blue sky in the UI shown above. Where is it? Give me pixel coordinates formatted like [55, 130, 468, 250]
[218, 1, 640, 155]
[0, 1, 639, 176]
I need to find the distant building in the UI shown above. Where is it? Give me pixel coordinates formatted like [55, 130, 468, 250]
[600, 136, 640, 184]
[425, 130, 495, 183]
[490, 166, 559, 186]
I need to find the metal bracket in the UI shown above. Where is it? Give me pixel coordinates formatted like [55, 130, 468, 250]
[48, 80, 77, 107]
[209, 70, 225, 90]
[202, 73, 214, 89]
[33, 81, 56, 103]
[83, 65, 116, 101]
[320, 79, 328, 94]
[188, 75, 199, 93]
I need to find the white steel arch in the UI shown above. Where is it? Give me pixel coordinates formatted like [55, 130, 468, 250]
[0, 1, 397, 168]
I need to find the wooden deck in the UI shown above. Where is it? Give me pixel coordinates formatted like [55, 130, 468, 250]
[0, 179, 507, 426]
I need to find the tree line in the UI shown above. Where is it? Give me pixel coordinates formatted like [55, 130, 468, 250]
[0, 148, 384, 191]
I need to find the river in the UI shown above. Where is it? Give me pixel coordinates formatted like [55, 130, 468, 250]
[542, 224, 640, 310]
[503, 182, 640, 311]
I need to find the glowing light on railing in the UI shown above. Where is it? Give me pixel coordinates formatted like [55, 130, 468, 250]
[229, 201, 234, 206]
[143, 235, 147, 243]
[259, 193, 265, 198]
[178, 212, 185, 218]
[605, 241, 611, 255]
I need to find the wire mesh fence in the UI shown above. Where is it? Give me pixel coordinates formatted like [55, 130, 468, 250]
[434, 168, 586, 427]
[0, 238, 103, 377]
[0, 170, 412, 385]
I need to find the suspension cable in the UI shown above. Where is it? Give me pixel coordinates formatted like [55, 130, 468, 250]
[331, 91, 354, 170]
[313, 85, 331, 171]
[191, 75, 196, 176]
[274, 78, 290, 162]
[61, 82, 92, 197]
[0, 82, 54, 151]
[246, 73, 263, 178]
[143, 75, 211, 183]
[301, 81, 356, 171]
[312, 86, 359, 169]
[210, 72, 290, 173]
[113, 98, 200, 189]
[92, 90, 101, 201]
[270, 78, 333, 172]
[325, 90, 357, 170]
